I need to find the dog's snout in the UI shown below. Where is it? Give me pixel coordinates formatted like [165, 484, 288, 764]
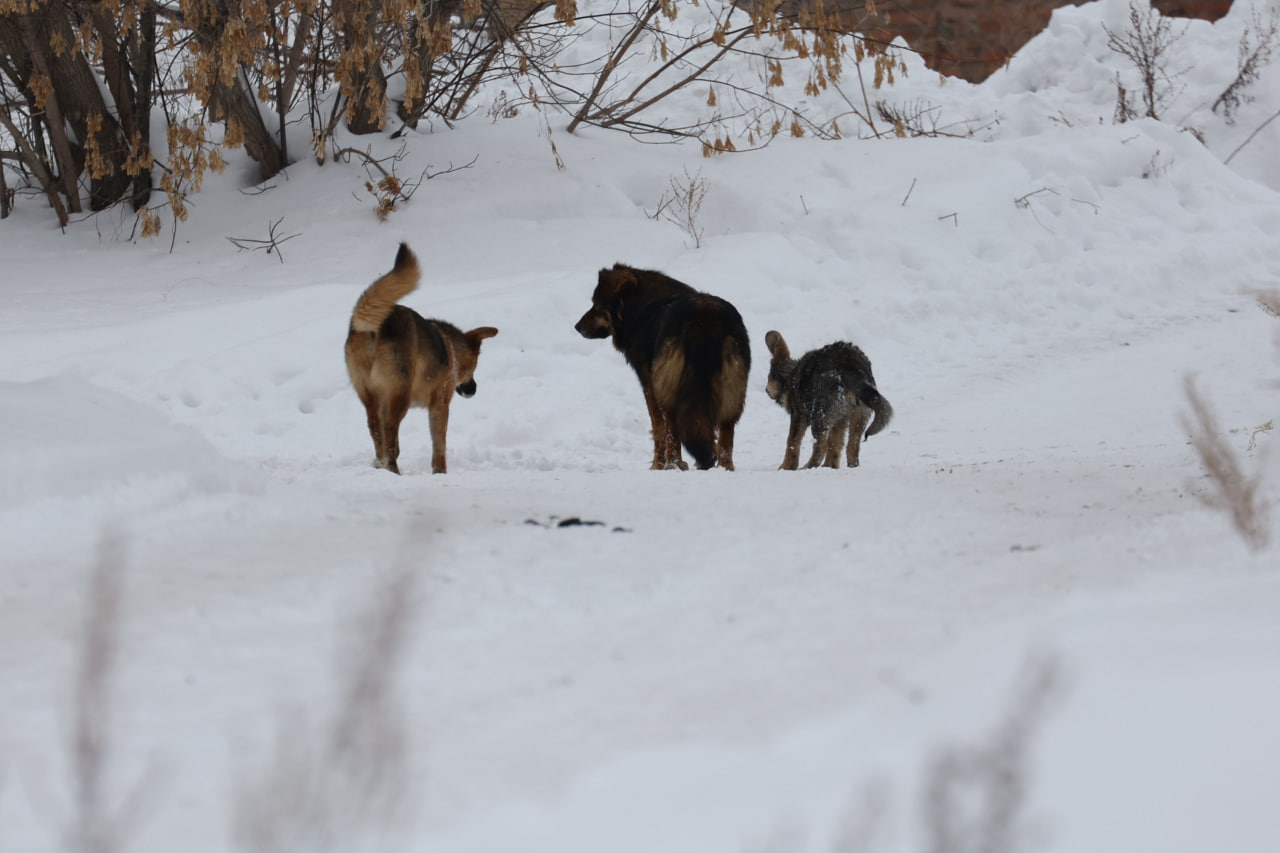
[575, 309, 611, 340]
[456, 379, 477, 398]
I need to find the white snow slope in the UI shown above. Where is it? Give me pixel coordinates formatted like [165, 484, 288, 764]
[2, 0, 1279, 851]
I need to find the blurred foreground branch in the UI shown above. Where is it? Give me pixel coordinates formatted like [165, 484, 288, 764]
[1182, 375, 1271, 552]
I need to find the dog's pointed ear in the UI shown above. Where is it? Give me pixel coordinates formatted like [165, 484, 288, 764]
[599, 266, 638, 296]
[765, 330, 789, 360]
[466, 326, 499, 347]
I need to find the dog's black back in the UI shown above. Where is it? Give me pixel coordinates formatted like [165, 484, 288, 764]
[792, 342, 878, 432]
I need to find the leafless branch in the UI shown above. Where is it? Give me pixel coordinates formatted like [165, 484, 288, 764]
[227, 218, 301, 263]
[922, 655, 1063, 853]
[1014, 187, 1058, 208]
[1212, 5, 1280, 123]
[234, 567, 420, 853]
[1182, 374, 1271, 551]
[1103, 1, 1190, 122]
[335, 145, 477, 220]
[649, 166, 709, 248]
[64, 531, 160, 853]
[1225, 107, 1280, 165]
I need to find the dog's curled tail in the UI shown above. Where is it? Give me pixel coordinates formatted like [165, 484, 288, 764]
[351, 243, 420, 333]
[860, 384, 894, 439]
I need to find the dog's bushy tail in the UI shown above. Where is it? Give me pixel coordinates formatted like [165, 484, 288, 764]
[658, 328, 749, 470]
[673, 400, 718, 471]
[351, 243, 420, 333]
[860, 384, 894, 438]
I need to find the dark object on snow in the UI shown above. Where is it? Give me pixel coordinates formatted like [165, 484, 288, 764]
[525, 516, 631, 533]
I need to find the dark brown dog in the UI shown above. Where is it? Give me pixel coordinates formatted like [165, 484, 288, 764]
[345, 244, 498, 474]
[764, 331, 892, 470]
[575, 264, 750, 470]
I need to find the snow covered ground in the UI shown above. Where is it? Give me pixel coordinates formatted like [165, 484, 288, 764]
[2, 0, 1279, 850]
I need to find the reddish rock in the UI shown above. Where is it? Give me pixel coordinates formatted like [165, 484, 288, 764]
[834, 0, 1233, 82]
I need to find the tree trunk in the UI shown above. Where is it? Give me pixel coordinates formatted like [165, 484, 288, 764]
[397, 0, 463, 128]
[209, 67, 288, 180]
[189, 0, 288, 181]
[36, 3, 131, 209]
[130, 1, 156, 209]
[86, 1, 154, 210]
[337, 0, 388, 134]
[0, 104, 70, 226]
[1, 1, 133, 211]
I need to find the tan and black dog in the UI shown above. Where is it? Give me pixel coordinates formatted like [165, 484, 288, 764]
[575, 264, 750, 470]
[345, 243, 498, 474]
[764, 331, 892, 470]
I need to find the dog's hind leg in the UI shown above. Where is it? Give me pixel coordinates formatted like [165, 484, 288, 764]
[847, 404, 872, 468]
[669, 440, 688, 470]
[824, 420, 849, 468]
[715, 420, 737, 471]
[782, 412, 808, 470]
[803, 425, 828, 469]
[428, 398, 450, 474]
[357, 389, 387, 468]
[643, 384, 686, 470]
[380, 391, 411, 475]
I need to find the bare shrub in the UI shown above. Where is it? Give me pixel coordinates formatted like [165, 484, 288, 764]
[67, 534, 126, 853]
[648, 166, 709, 248]
[1, 0, 916, 230]
[1104, 1, 1190, 122]
[1141, 148, 1173, 179]
[1112, 72, 1140, 124]
[920, 655, 1061, 853]
[64, 531, 156, 853]
[336, 144, 477, 220]
[555, 0, 907, 150]
[234, 568, 420, 853]
[872, 99, 981, 139]
[750, 656, 1063, 853]
[1182, 375, 1272, 551]
[227, 218, 302, 263]
[1257, 289, 1280, 319]
[1212, 5, 1280, 124]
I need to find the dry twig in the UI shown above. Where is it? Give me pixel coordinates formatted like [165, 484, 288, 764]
[648, 166, 709, 248]
[922, 655, 1062, 853]
[1182, 375, 1271, 551]
[227, 218, 301, 263]
[65, 532, 158, 853]
[234, 568, 420, 853]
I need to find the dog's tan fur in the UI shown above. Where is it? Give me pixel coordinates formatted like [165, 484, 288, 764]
[345, 243, 498, 474]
